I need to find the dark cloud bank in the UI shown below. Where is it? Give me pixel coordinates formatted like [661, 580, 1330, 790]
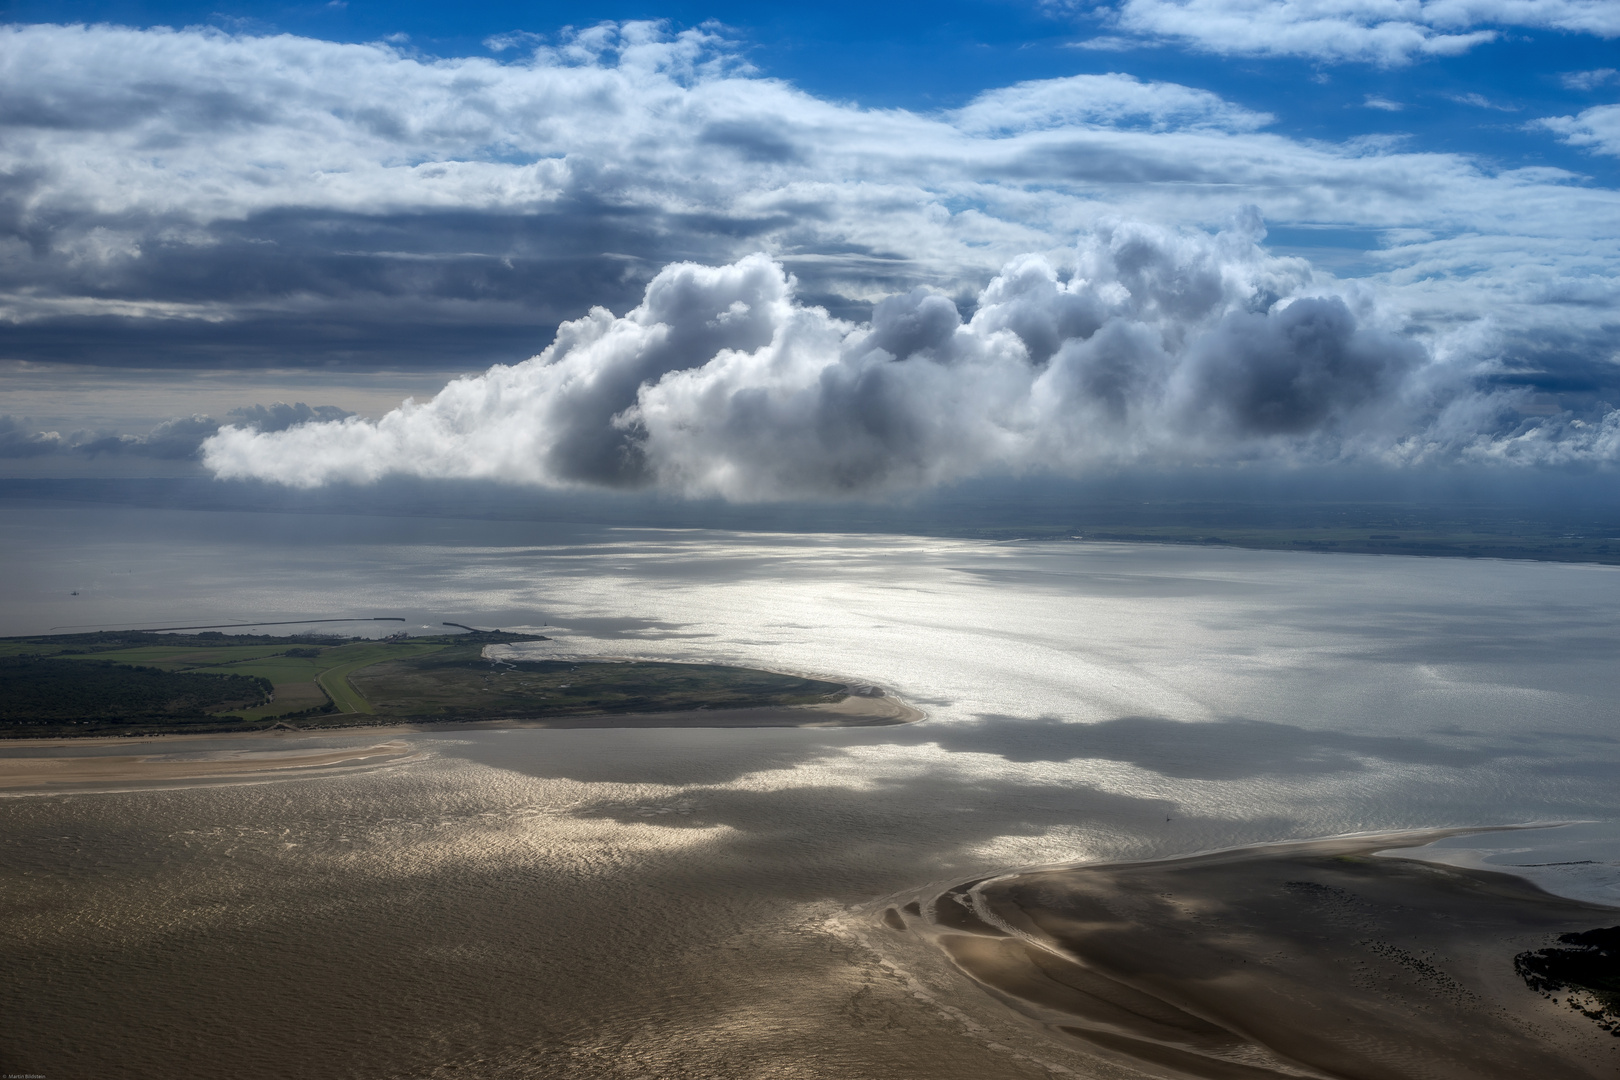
[0, 403, 352, 460]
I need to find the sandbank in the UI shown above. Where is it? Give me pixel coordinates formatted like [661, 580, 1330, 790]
[0, 740, 419, 794]
[0, 691, 921, 793]
[885, 830, 1619, 1080]
[0, 689, 921, 746]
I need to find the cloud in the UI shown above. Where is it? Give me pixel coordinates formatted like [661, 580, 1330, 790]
[201, 220, 1618, 499]
[0, 415, 66, 458]
[1447, 91, 1516, 110]
[483, 30, 545, 54]
[76, 415, 223, 459]
[1180, 296, 1423, 435]
[1067, 35, 1141, 51]
[1537, 104, 1620, 156]
[1562, 68, 1618, 90]
[1095, 0, 1619, 65]
[1364, 96, 1405, 111]
[1, 401, 356, 460]
[0, 20, 1616, 385]
[952, 73, 1274, 134]
[227, 402, 356, 431]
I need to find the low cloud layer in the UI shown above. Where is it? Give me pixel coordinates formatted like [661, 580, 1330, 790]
[1, 402, 353, 460]
[202, 220, 1618, 499]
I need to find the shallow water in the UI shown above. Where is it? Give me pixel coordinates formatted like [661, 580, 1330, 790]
[2, 507, 1618, 1078]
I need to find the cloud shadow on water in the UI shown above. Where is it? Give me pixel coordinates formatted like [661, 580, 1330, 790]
[918, 714, 1511, 778]
[445, 710, 1598, 797]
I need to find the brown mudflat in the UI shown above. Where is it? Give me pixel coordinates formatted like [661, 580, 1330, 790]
[912, 833, 1619, 1080]
[0, 741, 418, 792]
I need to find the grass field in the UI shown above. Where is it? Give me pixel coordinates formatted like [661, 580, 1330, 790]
[310, 641, 459, 715]
[0, 628, 850, 736]
[351, 650, 845, 720]
[29, 636, 474, 720]
[0, 630, 527, 733]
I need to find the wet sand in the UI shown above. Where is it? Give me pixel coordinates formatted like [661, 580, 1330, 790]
[890, 831, 1620, 1080]
[0, 741, 420, 792]
[0, 693, 920, 793]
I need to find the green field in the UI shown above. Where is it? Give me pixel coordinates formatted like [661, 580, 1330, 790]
[0, 628, 849, 737]
[351, 647, 843, 719]
[0, 657, 270, 726]
[0, 629, 496, 734]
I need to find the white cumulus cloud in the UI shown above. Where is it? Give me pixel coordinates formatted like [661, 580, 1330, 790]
[202, 217, 1617, 499]
[1537, 104, 1620, 157]
[952, 73, 1274, 134]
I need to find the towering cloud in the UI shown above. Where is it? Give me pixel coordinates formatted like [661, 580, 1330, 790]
[202, 217, 1610, 498]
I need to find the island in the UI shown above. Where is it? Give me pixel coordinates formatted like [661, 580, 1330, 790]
[0, 627, 919, 737]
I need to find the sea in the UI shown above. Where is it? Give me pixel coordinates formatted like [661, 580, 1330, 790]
[2, 504, 1618, 1079]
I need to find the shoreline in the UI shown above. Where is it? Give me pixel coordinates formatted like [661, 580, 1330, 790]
[0, 692, 923, 792]
[0, 688, 924, 745]
[0, 740, 423, 794]
[876, 829, 1619, 1080]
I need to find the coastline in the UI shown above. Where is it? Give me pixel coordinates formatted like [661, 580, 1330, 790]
[0, 686, 922, 741]
[875, 829, 1619, 1080]
[0, 691, 923, 793]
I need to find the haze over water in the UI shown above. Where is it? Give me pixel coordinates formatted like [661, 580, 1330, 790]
[4, 505, 1619, 1078]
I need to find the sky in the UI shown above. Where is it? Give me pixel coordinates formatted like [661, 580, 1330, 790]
[0, 0, 1617, 500]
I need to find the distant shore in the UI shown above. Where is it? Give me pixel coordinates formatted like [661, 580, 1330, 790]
[881, 830, 1619, 1080]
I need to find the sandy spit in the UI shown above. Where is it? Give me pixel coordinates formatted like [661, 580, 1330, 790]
[878, 829, 1620, 1080]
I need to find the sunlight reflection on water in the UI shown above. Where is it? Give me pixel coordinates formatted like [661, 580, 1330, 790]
[3, 508, 1619, 1077]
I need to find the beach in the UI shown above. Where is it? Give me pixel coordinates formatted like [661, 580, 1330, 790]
[0, 689, 922, 796]
[0, 739, 423, 792]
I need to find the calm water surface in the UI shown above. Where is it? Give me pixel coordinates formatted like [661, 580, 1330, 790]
[2, 507, 1618, 1078]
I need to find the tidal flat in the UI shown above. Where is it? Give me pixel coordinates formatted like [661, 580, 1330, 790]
[2, 507, 1619, 1078]
[875, 830, 1617, 1079]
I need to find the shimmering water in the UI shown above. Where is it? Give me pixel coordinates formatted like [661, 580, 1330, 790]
[2, 506, 1618, 1078]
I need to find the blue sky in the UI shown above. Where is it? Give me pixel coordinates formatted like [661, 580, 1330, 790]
[0, 1, 1617, 495]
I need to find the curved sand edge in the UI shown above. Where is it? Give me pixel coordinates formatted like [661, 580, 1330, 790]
[0, 687, 923, 747]
[0, 690, 922, 792]
[869, 829, 1620, 1080]
[0, 741, 421, 794]
[476, 689, 925, 729]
